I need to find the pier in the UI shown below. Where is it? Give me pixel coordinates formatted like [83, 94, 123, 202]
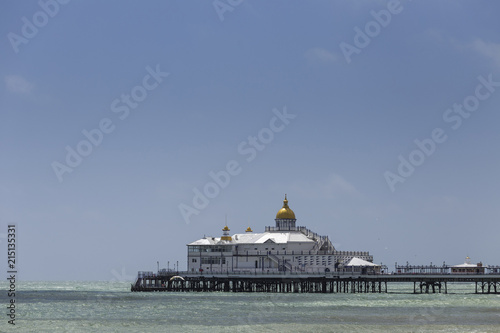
[132, 197, 500, 295]
[131, 271, 500, 294]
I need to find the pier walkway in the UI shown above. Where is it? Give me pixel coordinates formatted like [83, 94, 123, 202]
[131, 271, 500, 294]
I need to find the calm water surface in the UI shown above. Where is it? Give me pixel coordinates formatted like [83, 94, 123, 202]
[0, 281, 499, 332]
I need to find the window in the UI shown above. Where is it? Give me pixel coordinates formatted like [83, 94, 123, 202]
[192, 259, 197, 263]
[207, 245, 231, 252]
[188, 246, 202, 253]
[201, 257, 224, 265]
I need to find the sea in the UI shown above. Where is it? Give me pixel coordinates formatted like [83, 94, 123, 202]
[1, 281, 499, 332]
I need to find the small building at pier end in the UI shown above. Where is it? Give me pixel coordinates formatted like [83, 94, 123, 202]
[451, 257, 485, 274]
[187, 195, 373, 273]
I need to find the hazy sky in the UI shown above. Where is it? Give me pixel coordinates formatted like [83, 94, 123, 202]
[2, 0, 500, 281]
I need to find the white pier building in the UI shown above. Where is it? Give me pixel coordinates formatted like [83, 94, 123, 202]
[187, 195, 373, 273]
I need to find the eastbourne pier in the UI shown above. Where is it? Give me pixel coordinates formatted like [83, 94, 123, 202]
[132, 195, 500, 294]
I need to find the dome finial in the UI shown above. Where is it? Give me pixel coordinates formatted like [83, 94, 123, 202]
[283, 194, 289, 207]
[276, 194, 295, 219]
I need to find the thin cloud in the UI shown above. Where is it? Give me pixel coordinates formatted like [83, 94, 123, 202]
[323, 173, 360, 198]
[5, 75, 34, 94]
[471, 39, 500, 69]
[423, 32, 500, 70]
[305, 47, 338, 65]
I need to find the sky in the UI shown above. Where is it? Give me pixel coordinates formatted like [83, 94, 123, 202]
[1, 0, 500, 281]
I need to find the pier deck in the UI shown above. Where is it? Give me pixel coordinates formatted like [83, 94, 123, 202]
[131, 272, 500, 294]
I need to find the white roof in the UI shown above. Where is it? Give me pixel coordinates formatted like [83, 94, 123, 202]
[187, 237, 219, 246]
[452, 262, 479, 268]
[346, 257, 379, 267]
[188, 231, 314, 246]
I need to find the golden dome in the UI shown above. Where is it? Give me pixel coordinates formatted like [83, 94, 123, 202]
[245, 227, 253, 232]
[275, 194, 296, 219]
[222, 225, 230, 231]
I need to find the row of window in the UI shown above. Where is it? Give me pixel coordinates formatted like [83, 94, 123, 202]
[295, 256, 371, 265]
[242, 247, 287, 251]
[188, 245, 232, 253]
[199, 257, 227, 265]
[452, 268, 481, 272]
[297, 255, 333, 266]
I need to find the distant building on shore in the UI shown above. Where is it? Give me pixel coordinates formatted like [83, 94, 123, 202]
[187, 195, 373, 273]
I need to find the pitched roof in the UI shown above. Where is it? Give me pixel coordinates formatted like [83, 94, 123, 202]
[452, 262, 479, 268]
[346, 257, 379, 266]
[187, 231, 315, 246]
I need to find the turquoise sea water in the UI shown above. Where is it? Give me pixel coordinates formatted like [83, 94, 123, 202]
[1, 281, 499, 332]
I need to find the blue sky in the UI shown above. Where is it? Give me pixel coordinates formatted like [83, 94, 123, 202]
[1, 0, 500, 281]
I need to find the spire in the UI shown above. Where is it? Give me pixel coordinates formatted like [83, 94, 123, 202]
[283, 194, 289, 208]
